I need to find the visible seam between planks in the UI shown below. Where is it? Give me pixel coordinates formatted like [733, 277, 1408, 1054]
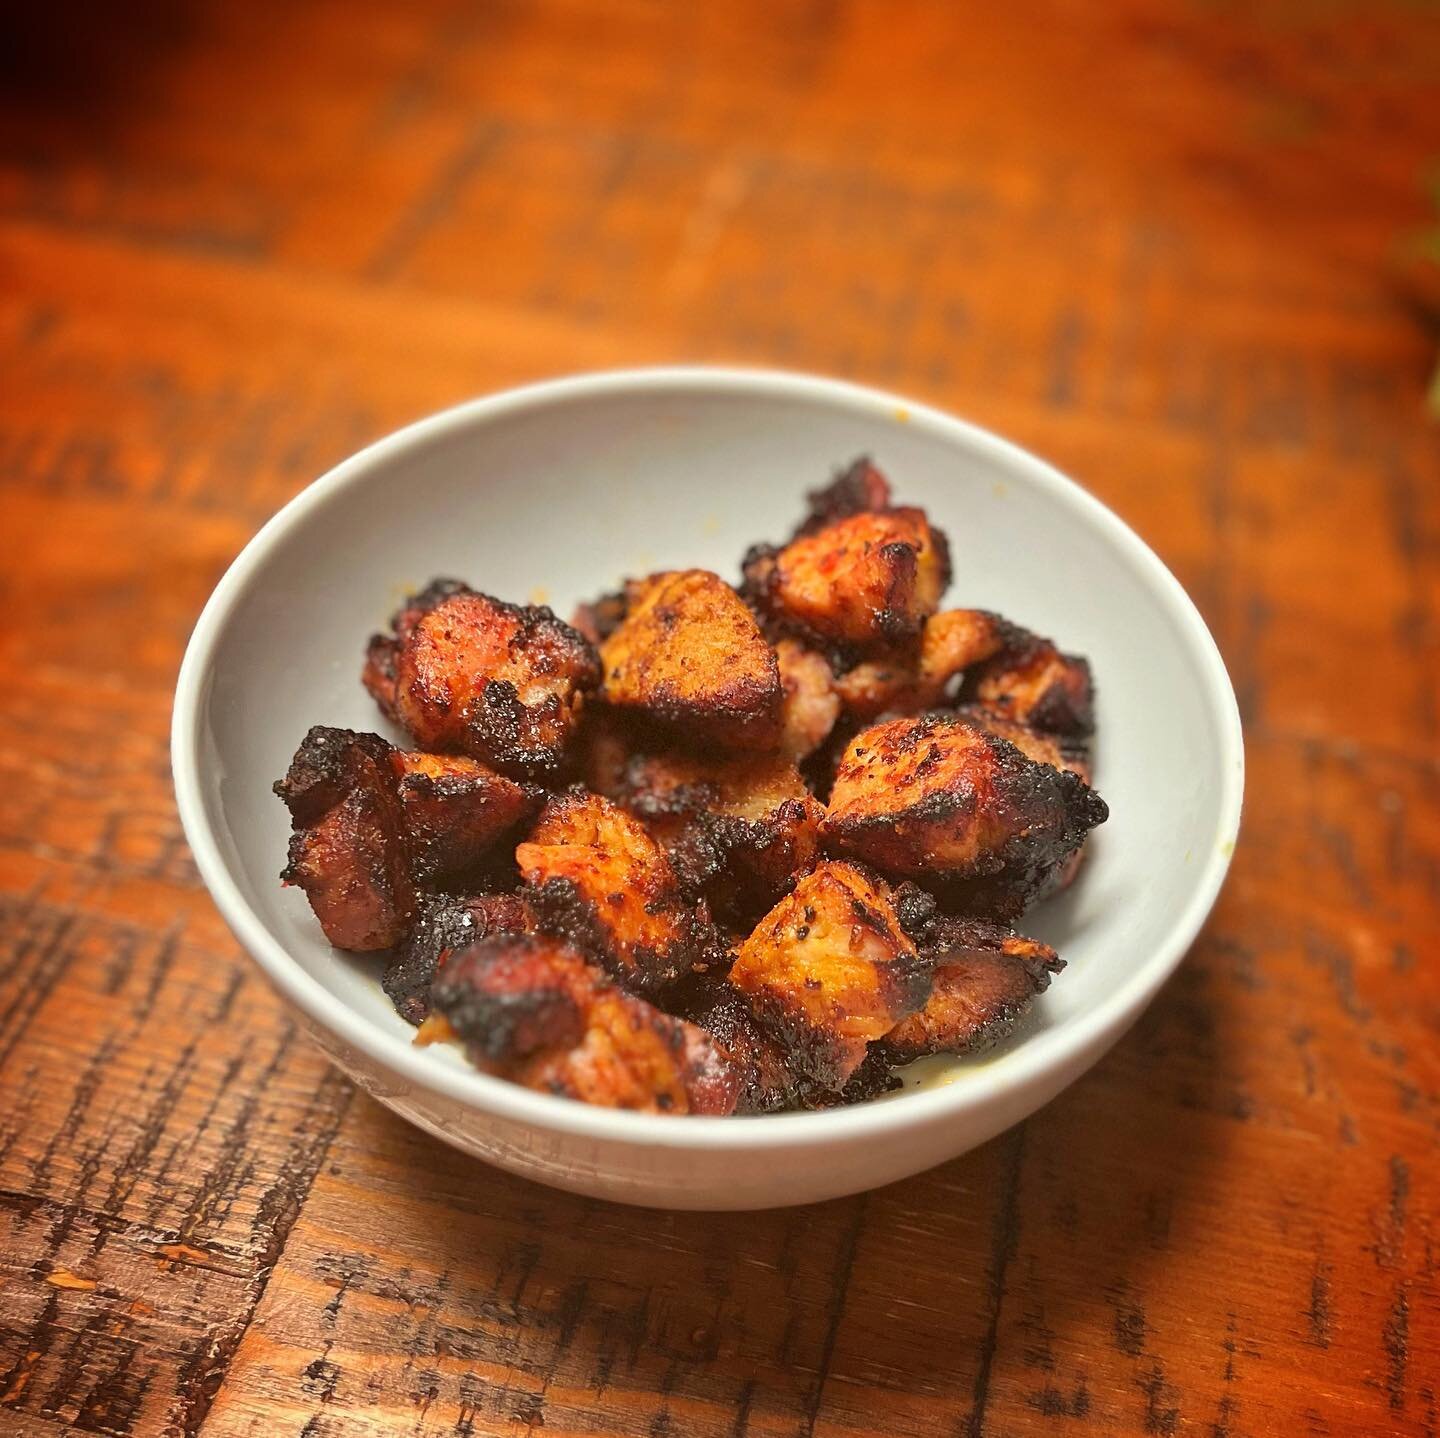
[965, 1124, 1026, 1438]
[802, 1192, 869, 1438]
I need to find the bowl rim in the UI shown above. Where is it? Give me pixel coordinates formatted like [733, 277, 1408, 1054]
[171, 364, 1244, 1150]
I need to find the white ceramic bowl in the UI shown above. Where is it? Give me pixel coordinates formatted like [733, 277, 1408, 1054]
[172, 367, 1242, 1210]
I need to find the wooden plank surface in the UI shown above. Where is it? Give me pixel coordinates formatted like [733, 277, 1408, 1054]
[1, 1, 1437, 1434]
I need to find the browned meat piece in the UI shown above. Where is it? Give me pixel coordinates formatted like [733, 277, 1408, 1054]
[880, 915, 1062, 1062]
[822, 713, 1107, 919]
[274, 726, 415, 950]
[390, 751, 540, 882]
[832, 609, 1014, 720]
[728, 861, 931, 1089]
[775, 639, 841, 760]
[427, 935, 740, 1114]
[599, 569, 783, 750]
[793, 456, 893, 537]
[955, 704, 1094, 892]
[361, 578, 469, 723]
[600, 749, 823, 924]
[515, 791, 708, 992]
[666, 972, 799, 1113]
[743, 506, 951, 658]
[364, 581, 600, 778]
[675, 972, 901, 1112]
[384, 891, 536, 1024]
[967, 630, 1094, 738]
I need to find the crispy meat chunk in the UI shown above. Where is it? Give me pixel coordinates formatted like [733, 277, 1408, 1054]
[391, 751, 541, 882]
[794, 456, 893, 537]
[744, 507, 951, 657]
[365, 582, 600, 778]
[968, 631, 1094, 738]
[604, 749, 823, 924]
[675, 972, 901, 1113]
[728, 861, 931, 1089]
[384, 891, 535, 1024]
[599, 569, 783, 750]
[822, 714, 1107, 919]
[880, 915, 1062, 1062]
[274, 726, 415, 951]
[956, 705, 1094, 892]
[832, 608, 1014, 720]
[515, 791, 706, 992]
[775, 639, 841, 760]
[429, 935, 740, 1113]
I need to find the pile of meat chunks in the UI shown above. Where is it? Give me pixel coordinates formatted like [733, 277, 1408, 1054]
[275, 460, 1108, 1115]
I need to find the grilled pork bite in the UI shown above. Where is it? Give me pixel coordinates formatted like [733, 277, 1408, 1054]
[674, 971, 901, 1113]
[728, 861, 932, 1090]
[390, 751, 541, 882]
[364, 581, 600, 778]
[822, 713, 1107, 919]
[744, 505, 951, 657]
[954, 704, 1095, 893]
[968, 629, 1094, 738]
[831, 608, 1014, 720]
[428, 935, 740, 1114]
[598, 748, 823, 924]
[275, 727, 415, 951]
[384, 890, 535, 1024]
[599, 569, 783, 750]
[515, 791, 707, 992]
[880, 914, 1062, 1062]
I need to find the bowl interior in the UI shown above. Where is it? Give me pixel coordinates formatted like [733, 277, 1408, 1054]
[187, 373, 1240, 1113]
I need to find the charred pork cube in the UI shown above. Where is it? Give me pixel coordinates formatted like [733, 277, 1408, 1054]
[831, 608, 1015, 720]
[274, 726, 415, 950]
[667, 972, 802, 1114]
[676, 972, 902, 1113]
[953, 704, 1094, 893]
[880, 915, 1062, 1062]
[743, 506, 951, 657]
[515, 791, 707, 992]
[384, 891, 535, 1024]
[822, 713, 1107, 919]
[775, 639, 842, 760]
[967, 629, 1095, 739]
[428, 935, 740, 1114]
[364, 581, 600, 778]
[390, 751, 540, 882]
[599, 569, 783, 750]
[727, 861, 931, 1090]
[607, 749, 823, 925]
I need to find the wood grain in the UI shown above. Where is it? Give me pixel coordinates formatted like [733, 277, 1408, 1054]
[1, 0, 1438, 1433]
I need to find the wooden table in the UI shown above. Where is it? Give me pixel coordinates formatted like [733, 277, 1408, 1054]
[3, 2, 1438, 1433]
